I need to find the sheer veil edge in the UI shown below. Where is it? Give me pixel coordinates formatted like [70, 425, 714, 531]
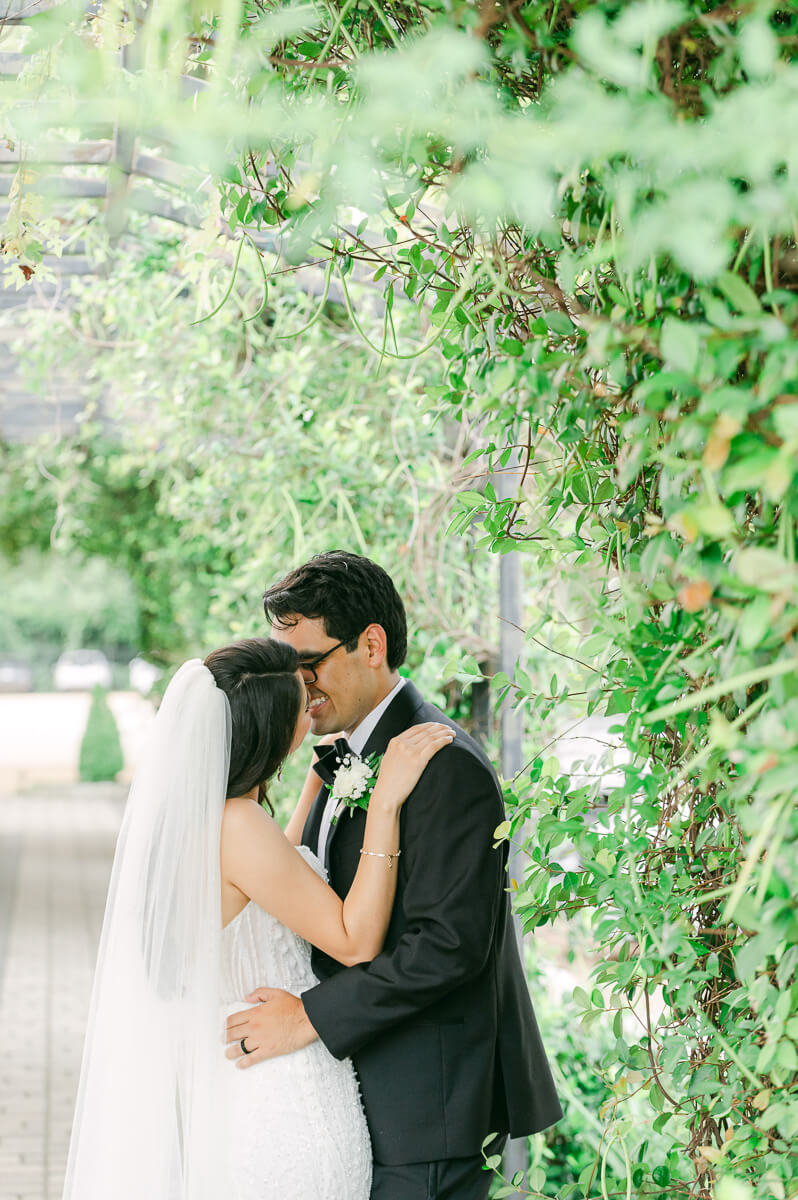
[63, 659, 232, 1200]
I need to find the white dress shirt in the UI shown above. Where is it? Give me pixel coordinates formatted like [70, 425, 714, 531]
[316, 676, 407, 860]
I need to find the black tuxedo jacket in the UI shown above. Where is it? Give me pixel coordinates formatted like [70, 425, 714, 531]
[301, 681, 562, 1165]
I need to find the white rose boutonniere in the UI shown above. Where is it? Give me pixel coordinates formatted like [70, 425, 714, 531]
[329, 748, 383, 823]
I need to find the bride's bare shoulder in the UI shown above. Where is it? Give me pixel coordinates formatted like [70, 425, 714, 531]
[221, 795, 280, 844]
[220, 796, 299, 899]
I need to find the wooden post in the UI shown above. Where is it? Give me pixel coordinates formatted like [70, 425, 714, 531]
[105, 42, 136, 238]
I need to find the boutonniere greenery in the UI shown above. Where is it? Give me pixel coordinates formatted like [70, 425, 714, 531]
[330, 749, 384, 823]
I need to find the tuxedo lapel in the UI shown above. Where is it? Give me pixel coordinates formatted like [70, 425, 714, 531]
[361, 680, 426, 758]
[301, 782, 329, 856]
[324, 681, 427, 865]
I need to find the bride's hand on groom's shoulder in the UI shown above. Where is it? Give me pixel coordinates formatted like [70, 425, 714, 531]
[225, 988, 318, 1068]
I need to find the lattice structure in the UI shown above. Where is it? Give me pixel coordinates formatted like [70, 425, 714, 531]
[0, 3, 314, 440]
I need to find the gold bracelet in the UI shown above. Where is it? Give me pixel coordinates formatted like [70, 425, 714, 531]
[359, 849, 402, 869]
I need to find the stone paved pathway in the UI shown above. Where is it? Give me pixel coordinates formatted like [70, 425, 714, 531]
[0, 785, 124, 1200]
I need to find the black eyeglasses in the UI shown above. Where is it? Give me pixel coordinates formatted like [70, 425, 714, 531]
[298, 640, 348, 684]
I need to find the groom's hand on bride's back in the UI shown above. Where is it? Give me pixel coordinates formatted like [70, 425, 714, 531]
[225, 989, 318, 1068]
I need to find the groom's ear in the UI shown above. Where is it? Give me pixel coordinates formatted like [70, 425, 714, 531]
[363, 623, 388, 669]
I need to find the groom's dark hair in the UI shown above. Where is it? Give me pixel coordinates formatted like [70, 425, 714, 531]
[263, 551, 408, 670]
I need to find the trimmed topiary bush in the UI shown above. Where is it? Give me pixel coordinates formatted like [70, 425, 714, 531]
[79, 687, 124, 782]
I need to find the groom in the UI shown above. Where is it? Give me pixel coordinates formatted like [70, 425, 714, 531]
[226, 552, 562, 1198]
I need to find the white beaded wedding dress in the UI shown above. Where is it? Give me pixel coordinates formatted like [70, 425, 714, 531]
[221, 846, 372, 1200]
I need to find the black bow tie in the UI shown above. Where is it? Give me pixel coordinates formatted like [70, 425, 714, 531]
[312, 738, 357, 788]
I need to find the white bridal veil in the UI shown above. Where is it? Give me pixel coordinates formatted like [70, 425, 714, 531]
[63, 660, 232, 1200]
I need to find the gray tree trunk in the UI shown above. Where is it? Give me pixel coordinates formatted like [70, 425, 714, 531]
[497, 474, 528, 1195]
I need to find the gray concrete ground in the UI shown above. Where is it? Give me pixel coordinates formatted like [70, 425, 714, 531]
[0, 784, 125, 1200]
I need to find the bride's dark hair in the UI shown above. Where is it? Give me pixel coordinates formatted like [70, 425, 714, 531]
[204, 638, 302, 812]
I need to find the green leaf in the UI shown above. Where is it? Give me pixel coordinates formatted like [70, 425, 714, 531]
[660, 316, 700, 375]
[606, 689, 632, 715]
[493, 820, 511, 841]
[457, 489, 487, 508]
[740, 19, 778, 78]
[717, 271, 761, 314]
[773, 403, 798, 441]
[572, 986, 590, 1010]
[740, 595, 772, 650]
[735, 932, 774, 981]
[734, 548, 797, 592]
[23, 7, 71, 52]
[489, 362, 516, 394]
[714, 1179, 754, 1200]
[541, 755, 559, 779]
[763, 455, 793, 503]
[544, 310, 575, 336]
[692, 500, 735, 539]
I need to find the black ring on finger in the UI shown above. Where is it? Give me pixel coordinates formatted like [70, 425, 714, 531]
[240, 1037, 254, 1055]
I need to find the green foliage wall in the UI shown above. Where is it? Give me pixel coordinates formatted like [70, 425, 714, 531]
[4, 2, 798, 1198]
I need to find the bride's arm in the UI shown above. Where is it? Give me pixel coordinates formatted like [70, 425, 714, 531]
[283, 735, 339, 845]
[221, 723, 453, 965]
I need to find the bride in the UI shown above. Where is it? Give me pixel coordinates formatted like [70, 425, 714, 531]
[62, 637, 453, 1200]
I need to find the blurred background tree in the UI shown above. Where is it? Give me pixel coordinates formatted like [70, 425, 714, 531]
[0, 548, 139, 688]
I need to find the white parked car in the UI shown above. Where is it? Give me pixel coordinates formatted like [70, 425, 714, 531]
[53, 649, 113, 691]
[128, 656, 162, 694]
[0, 657, 33, 692]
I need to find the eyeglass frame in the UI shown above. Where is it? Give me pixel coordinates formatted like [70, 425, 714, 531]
[297, 639, 351, 684]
